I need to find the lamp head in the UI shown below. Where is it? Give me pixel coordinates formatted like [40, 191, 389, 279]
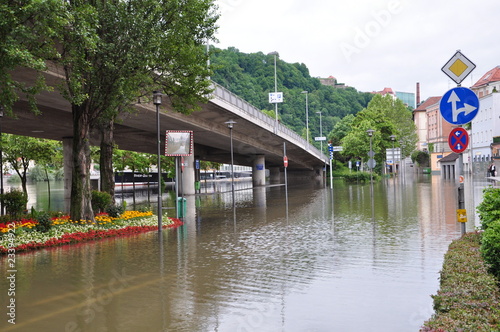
[225, 119, 236, 129]
[153, 91, 162, 105]
[366, 129, 375, 137]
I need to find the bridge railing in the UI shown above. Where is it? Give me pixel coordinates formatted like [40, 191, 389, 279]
[211, 82, 325, 160]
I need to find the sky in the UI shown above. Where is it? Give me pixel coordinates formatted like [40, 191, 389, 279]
[214, 0, 500, 102]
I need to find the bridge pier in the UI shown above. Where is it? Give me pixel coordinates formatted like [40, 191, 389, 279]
[179, 155, 196, 195]
[252, 154, 266, 186]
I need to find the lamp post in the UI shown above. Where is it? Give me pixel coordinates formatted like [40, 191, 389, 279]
[225, 120, 236, 205]
[153, 91, 162, 231]
[399, 139, 405, 180]
[301, 91, 309, 148]
[316, 111, 323, 153]
[268, 51, 279, 131]
[367, 129, 375, 183]
[389, 135, 396, 176]
[0, 105, 3, 216]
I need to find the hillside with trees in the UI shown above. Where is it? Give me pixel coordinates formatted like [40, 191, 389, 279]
[210, 47, 374, 147]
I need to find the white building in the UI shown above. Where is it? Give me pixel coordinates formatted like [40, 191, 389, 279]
[470, 66, 500, 161]
[470, 92, 500, 160]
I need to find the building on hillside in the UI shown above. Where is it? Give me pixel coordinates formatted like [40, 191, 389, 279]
[373, 87, 396, 98]
[413, 96, 441, 152]
[396, 91, 416, 108]
[372, 87, 416, 108]
[470, 66, 500, 98]
[319, 76, 347, 89]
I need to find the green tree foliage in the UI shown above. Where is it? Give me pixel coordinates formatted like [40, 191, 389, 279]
[1, 134, 61, 202]
[411, 150, 430, 167]
[339, 94, 418, 171]
[51, 0, 218, 222]
[0, 0, 65, 114]
[210, 48, 373, 149]
[477, 187, 500, 231]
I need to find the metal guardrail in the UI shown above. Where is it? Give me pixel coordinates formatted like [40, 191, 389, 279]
[211, 82, 326, 161]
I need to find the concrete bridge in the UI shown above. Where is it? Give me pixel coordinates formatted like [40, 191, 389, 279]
[5, 66, 328, 198]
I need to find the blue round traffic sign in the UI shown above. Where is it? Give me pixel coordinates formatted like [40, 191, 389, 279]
[448, 127, 469, 153]
[439, 87, 479, 125]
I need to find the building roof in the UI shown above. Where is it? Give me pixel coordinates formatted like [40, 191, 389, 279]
[471, 66, 500, 89]
[414, 96, 441, 112]
[372, 87, 395, 96]
[438, 152, 460, 163]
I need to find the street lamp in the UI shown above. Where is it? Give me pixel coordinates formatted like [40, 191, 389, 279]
[389, 135, 396, 176]
[316, 111, 323, 153]
[0, 105, 3, 215]
[367, 129, 375, 183]
[225, 120, 236, 205]
[301, 91, 309, 148]
[153, 91, 162, 231]
[268, 51, 279, 131]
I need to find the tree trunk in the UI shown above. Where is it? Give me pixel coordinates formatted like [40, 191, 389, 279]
[99, 118, 115, 203]
[70, 104, 94, 223]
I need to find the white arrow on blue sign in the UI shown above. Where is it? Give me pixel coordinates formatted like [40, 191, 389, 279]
[439, 87, 479, 125]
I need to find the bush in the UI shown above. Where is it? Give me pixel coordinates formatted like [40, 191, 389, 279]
[476, 187, 500, 230]
[1, 189, 28, 217]
[340, 171, 380, 183]
[106, 204, 125, 218]
[481, 220, 500, 281]
[411, 150, 430, 167]
[35, 212, 52, 233]
[91, 191, 112, 213]
[422, 232, 500, 331]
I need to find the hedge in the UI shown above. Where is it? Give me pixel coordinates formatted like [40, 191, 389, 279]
[421, 232, 500, 331]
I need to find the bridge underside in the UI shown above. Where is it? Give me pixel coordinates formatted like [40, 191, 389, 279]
[5, 68, 326, 200]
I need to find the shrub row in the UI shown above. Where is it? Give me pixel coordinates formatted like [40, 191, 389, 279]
[335, 171, 380, 183]
[421, 232, 500, 331]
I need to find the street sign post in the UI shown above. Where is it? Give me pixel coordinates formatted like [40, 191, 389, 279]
[448, 127, 469, 153]
[439, 87, 479, 125]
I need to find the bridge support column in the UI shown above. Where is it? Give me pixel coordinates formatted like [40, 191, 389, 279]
[180, 154, 196, 195]
[269, 167, 281, 184]
[252, 154, 266, 186]
[63, 137, 72, 213]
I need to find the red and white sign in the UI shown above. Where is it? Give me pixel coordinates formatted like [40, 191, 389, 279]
[448, 128, 469, 153]
[283, 156, 288, 168]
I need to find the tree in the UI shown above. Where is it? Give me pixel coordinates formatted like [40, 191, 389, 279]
[53, 0, 218, 222]
[340, 94, 418, 172]
[1, 134, 61, 208]
[0, 0, 65, 114]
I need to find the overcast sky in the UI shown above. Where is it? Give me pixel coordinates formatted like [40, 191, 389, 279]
[214, 0, 500, 102]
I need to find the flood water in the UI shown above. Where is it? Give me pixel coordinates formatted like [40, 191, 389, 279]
[1, 172, 488, 332]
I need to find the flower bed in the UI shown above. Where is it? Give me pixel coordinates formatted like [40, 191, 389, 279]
[0, 211, 183, 254]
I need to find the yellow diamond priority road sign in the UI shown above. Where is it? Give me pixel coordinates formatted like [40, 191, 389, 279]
[442, 50, 476, 85]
